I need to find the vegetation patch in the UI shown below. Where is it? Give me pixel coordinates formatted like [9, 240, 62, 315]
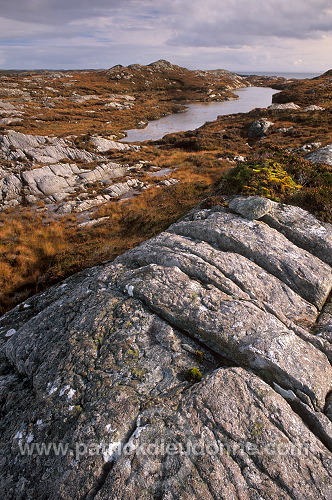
[185, 367, 203, 383]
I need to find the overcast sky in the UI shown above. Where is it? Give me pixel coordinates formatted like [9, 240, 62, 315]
[1, 0, 331, 73]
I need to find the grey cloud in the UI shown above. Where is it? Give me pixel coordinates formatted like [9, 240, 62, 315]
[1, 0, 331, 71]
[167, 0, 332, 47]
[2, 0, 132, 24]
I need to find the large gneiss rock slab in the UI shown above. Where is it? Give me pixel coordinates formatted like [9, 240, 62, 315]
[98, 368, 332, 500]
[168, 209, 332, 308]
[0, 197, 332, 499]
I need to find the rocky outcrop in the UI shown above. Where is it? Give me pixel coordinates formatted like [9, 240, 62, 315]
[0, 131, 140, 166]
[304, 105, 325, 111]
[0, 130, 149, 209]
[0, 197, 332, 499]
[0, 131, 101, 164]
[0, 162, 138, 206]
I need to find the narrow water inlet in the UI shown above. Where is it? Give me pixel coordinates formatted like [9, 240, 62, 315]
[122, 87, 278, 142]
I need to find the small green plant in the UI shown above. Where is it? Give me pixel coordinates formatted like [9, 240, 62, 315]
[71, 405, 83, 417]
[194, 350, 204, 363]
[185, 367, 203, 383]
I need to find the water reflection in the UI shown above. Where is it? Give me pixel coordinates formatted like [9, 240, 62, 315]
[122, 87, 277, 143]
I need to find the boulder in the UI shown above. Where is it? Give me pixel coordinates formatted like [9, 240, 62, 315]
[248, 118, 274, 137]
[0, 197, 332, 498]
[228, 196, 273, 219]
[268, 102, 300, 110]
[0, 174, 22, 202]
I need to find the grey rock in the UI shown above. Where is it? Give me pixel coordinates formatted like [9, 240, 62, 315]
[169, 209, 332, 308]
[268, 102, 301, 110]
[79, 162, 130, 183]
[0, 131, 101, 164]
[1, 197, 332, 498]
[100, 369, 332, 500]
[262, 202, 332, 266]
[298, 141, 322, 152]
[229, 196, 273, 219]
[0, 100, 16, 110]
[326, 393, 332, 421]
[0, 160, 140, 207]
[121, 232, 318, 329]
[248, 118, 274, 137]
[90, 136, 139, 152]
[105, 178, 145, 198]
[117, 263, 331, 410]
[305, 144, 332, 165]
[0, 174, 22, 201]
[304, 105, 325, 111]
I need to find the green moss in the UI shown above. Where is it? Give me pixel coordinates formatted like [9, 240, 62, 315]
[185, 367, 203, 383]
[222, 160, 302, 201]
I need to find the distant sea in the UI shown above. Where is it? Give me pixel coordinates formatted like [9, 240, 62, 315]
[238, 71, 321, 79]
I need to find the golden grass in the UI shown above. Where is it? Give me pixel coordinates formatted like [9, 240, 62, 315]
[0, 178, 215, 314]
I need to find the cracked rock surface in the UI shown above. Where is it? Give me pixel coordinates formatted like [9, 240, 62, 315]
[0, 197, 332, 499]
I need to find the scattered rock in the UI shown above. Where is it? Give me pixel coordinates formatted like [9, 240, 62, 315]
[275, 126, 295, 134]
[297, 141, 322, 152]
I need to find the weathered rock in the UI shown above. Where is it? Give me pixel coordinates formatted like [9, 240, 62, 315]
[104, 178, 146, 198]
[168, 209, 332, 308]
[268, 102, 301, 110]
[78, 162, 130, 183]
[0, 100, 16, 110]
[91, 136, 139, 152]
[228, 196, 273, 219]
[0, 131, 101, 164]
[0, 161, 140, 206]
[262, 201, 332, 266]
[0, 197, 332, 499]
[304, 105, 325, 111]
[0, 174, 22, 201]
[248, 118, 274, 137]
[305, 144, 332, 165]
[98, 369, 332, 500]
